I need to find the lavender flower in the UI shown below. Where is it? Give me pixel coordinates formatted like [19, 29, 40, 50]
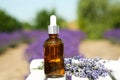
[0, 30, 47, 53]
[0, 32, 22, 52]
[36, 56, 112, 80]
[104, 29, 120, 43]
[64, 56, 112, 80]
[20, 30, 44, 43]
[25, 29, 85, 62]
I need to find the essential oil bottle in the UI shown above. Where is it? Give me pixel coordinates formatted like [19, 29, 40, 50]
[44, 15, 65, 78]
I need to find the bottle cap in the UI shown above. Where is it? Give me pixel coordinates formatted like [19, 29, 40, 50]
[48, 15, 59, 34]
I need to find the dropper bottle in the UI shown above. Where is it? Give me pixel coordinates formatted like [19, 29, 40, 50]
[44, 15, 65, 78]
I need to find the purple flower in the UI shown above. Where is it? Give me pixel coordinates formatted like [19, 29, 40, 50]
[36, 56, 112, 80]
[64, 56, 112, 80]
[104, 29, 120, 43]
[25, 29, 85, 62]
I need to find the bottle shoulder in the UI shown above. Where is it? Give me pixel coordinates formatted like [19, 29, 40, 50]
[44, 37, 63, 46]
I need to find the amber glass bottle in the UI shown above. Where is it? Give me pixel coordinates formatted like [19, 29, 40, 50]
[44, 15, 65, 78]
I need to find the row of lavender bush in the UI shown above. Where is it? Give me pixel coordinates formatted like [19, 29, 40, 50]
[104, 29, 120, 44]
[0, 31, 21, 52]
[1, 29, 120, 57]
[25, 29, 120, 62]
[25, 29, 86, 62]
[0, 30, 42, 53]
[0, 29, 86, 60]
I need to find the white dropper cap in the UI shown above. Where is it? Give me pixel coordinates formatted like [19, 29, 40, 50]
[48, 15, 59, 34]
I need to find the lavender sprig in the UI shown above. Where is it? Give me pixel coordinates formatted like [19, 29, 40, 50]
[64, 56, 112, 80]
[36, 56, 112, 80]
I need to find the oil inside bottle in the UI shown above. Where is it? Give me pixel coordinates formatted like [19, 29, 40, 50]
[44, 34, 65, 78]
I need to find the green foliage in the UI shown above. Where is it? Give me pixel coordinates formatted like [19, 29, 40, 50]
[34, 9, 66, 30]
[108, 5, 120, 29]
[22, 22, 33, 30]
[78, 0, 120, 39]
[0, 9, 22, 32]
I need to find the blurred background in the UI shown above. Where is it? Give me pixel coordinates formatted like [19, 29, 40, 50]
[0, 0, 120, 80]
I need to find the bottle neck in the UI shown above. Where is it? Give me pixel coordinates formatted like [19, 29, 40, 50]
[49, 34, 58, 38]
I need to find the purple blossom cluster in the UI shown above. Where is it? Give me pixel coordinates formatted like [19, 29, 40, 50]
[35, 56, 112, 80]
[19, 30, 45, 43]
[0, 32, 21, 52]
[25, 29, 86, 62]
[0, 30, 47, 53]
[104, 29, 120, 43]
[0, 29, 85, 59]
[64, 56, 112, 80]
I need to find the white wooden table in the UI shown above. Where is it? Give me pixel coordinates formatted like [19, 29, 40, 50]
[26, 59, 120, 80]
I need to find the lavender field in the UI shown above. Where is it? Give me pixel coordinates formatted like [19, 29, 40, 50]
[104, 29, 120, 44]
[25, 29, 86, 62]
[0, 30, 46, 52]
[1, 29, 120, 60]
[0, 29, 86, 80]
[0, 29, 120, 80]
[0, 29, 86, 60]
